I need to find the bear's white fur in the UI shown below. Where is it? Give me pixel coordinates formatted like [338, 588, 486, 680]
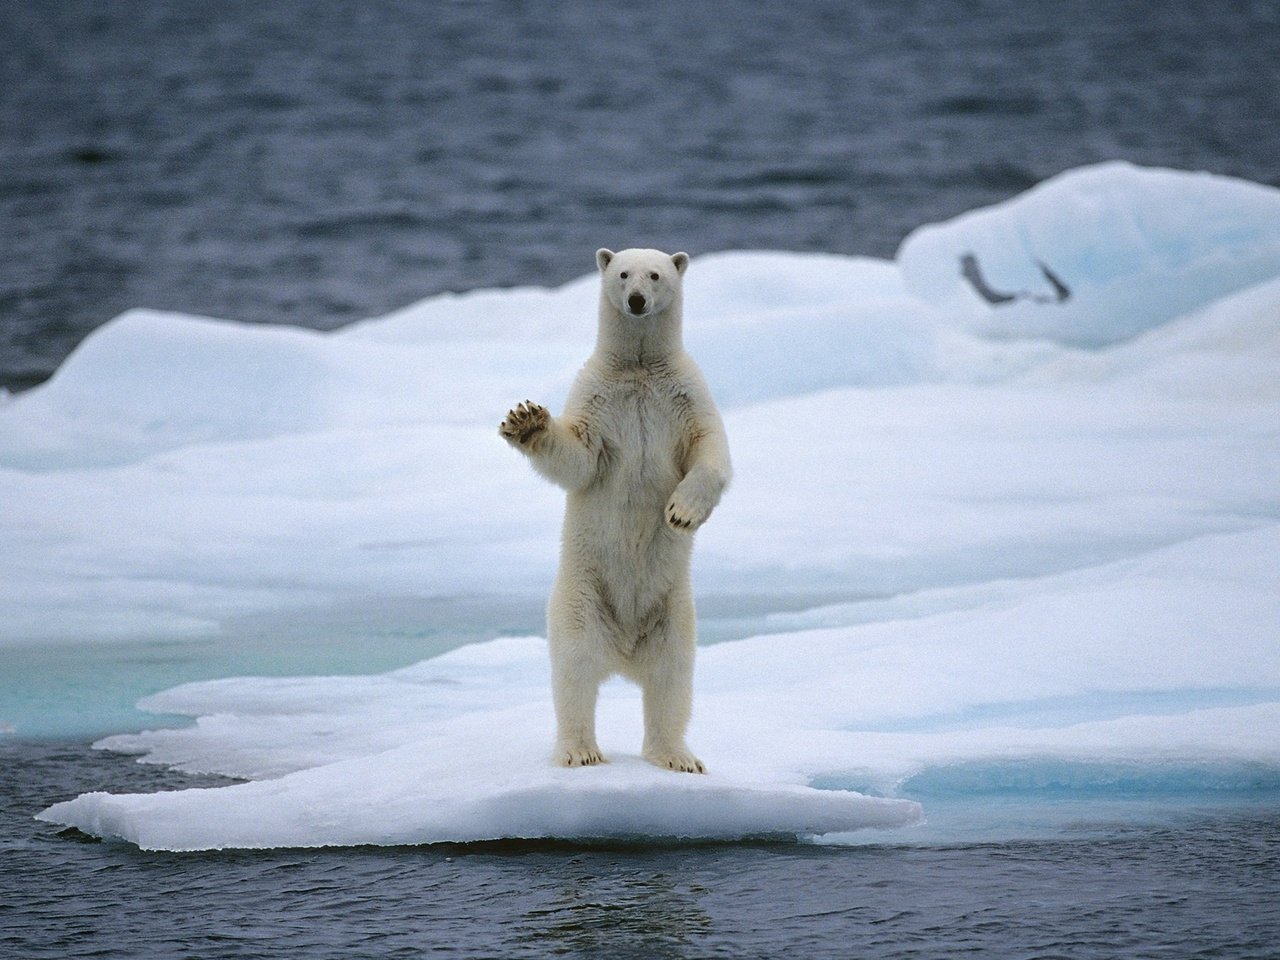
[500, 248, 731, 773]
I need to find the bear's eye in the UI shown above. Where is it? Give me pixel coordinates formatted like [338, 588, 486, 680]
[619, 271, 628, 279]
[650, 272, 660, 281]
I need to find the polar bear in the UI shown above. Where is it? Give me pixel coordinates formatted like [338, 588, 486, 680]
[500, 248, 731, 773]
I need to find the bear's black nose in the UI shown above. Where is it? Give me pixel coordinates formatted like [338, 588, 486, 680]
[627, 293, 647, 315]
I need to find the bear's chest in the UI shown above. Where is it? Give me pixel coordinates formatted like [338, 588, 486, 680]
[594, 378, 688, 486]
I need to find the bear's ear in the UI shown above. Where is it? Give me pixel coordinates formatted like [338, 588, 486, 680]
[671, 252, 689, 276]
[596, 249, 615, 272]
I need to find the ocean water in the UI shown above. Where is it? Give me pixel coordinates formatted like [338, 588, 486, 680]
[5, 1, 1280, 956]
[3, 0, 1279, 391]
[4, 740, 1280, 960]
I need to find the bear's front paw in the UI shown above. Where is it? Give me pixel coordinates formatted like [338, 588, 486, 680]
[644, 746, 706, 774]
[500, 401, 550, 447]
[665, 486, 713, 533]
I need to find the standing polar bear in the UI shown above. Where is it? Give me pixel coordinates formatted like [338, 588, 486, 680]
[500, 248, 731, 773]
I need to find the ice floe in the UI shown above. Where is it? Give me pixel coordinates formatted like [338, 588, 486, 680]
[8, 162, 1279, 847]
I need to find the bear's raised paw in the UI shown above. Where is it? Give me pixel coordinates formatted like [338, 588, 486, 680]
[500, 401, 549, 447]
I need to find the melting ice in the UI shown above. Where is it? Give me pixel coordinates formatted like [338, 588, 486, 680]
[4, 162, 1280, 849]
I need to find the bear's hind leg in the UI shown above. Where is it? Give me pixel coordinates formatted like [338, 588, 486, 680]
[641, 671, 704, 773]
[549, 633, 608, 767]
[638, 605, 704, 774]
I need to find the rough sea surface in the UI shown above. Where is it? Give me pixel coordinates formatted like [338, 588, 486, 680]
[5, 1, 1280, 956]
[3, 0, 1279, 390]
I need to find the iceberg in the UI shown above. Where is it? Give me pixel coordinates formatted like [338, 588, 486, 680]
[898, 161, 1280, 346]
[6, 162, 1280, 848]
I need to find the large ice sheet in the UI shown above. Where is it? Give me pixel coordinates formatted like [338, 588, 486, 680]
[39, 522, 1280, 849]
[71, 521, 1280, 786]
[8, 162, 1280, 847]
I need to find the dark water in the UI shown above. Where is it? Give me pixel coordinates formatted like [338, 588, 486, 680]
[4, 741, 1279, 959]
[3, 0, 1280, 390]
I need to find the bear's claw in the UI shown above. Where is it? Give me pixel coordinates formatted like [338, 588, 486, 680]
[664, 495, 705, 532]
[559, 745, 607, 767]
[645, 747, 706, 774]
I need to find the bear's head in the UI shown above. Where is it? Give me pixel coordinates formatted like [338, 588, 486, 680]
[596, 248, 689, 319]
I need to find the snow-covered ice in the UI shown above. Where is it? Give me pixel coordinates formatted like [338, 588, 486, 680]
[6, 162, 1280, 849]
